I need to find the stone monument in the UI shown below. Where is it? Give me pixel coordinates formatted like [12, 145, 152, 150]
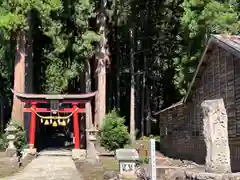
[201, 99, 231, 173]
[116, 148, 139, 177]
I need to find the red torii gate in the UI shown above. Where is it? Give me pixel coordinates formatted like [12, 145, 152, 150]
[12, 90, 95, 152]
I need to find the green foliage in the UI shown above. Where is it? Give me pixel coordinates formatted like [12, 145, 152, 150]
[98, 110, 131, 152]
[42, 0, 100, 93]
[175, 0, 240, 95]
[141, 135, 160, 142]
[0, 133, 7, 149]
[12, 122, 27, 151]
[0, 0, 61, 36]
[0, 0, 100, 94]
[138, 156, 149, 164]
[0, 0, 240, 136]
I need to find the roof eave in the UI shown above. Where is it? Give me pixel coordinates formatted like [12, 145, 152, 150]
[212, 34, 240, 57]
[184, 34, 240, 103]
[153, 99, 184, 116]
[183, 34, 224, 103]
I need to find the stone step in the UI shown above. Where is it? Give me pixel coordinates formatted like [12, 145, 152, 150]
[38, 148, 72, 156]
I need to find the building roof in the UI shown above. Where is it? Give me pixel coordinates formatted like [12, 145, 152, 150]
[11, 89, 96, 100]
[155, 34, 240, 115]
[153, 100, 183, 115]
[183, 34, 240, 103]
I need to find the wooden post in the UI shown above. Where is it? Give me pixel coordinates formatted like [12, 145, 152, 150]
[29, 102, 36, 149]
[141, 55, 146, 137]
[73, 104, 80, 149]
[0, 97, 3, 134]
[149, 139, 156, 180]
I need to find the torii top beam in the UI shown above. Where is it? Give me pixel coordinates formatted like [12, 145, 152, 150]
[11, 89, 96, 101]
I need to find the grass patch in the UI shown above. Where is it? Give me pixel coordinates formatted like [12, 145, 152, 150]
[75, 156, 118, 180]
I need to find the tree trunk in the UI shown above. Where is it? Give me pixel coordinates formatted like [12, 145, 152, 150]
[0, 97, 3, 134]
[11, 30, 26, 125]
[116, 25, 120, 110]
[130, 28, 135, 141]
[97, 65, 106, 127]
[141, 55, 146, 137]
[85, 60, 93, 128]
[95, 0, 107, 128]
[85, 60, 93, 152]
[146, 85, 151, 135]
[116, 50, 120, 110]
[25, 12, 33, 94]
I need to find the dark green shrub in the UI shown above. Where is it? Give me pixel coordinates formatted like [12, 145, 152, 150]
[0, 134, 7, 149]
[98, 110, 131, 152]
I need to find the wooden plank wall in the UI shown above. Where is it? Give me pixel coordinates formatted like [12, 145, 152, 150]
[159, 45, 240, 171]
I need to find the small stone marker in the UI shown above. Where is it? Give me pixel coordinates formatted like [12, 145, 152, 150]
[149, 139, 156, 180]
[116, 148, 139, 176]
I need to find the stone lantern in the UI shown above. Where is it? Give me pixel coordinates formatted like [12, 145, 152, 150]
[5, 121, 17, 157]
[86, 126, 99, 164]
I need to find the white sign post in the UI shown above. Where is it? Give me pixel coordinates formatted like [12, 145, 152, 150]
[149, 139, 156, 180]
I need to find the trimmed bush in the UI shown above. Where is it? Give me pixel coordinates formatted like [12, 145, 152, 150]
[98, 110, 131, 152]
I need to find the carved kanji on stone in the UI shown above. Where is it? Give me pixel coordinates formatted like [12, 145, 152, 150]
[201, 99, 231, 173]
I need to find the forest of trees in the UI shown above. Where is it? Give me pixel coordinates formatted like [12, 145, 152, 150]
[0, 0, 239, 137]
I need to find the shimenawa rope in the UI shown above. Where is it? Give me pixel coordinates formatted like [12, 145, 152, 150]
[30, 107, 79, 120]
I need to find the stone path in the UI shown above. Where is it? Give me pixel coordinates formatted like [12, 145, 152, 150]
[0, 149, 82, 180]
[38, 148, 72, 156]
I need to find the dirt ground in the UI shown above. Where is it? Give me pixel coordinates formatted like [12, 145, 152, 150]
[75, 155, 118, 180]
[0, 151, 19, 178]
[0, 150, 35, 178]
[75, 139, 204, 180]
[74, 140, 167, 180]
[74, 152, 202, 180]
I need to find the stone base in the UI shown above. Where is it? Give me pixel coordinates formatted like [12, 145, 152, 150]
[29, 148, 37, 155]
[23, 148, 37, 155]
[104, 171, 120, 179]
[20, 152, 36, 167]
[72, 149, 86, 160]
[161, 169, 240, 180]
[185, 171, 240, 180]
[9, 155, 19, 167]
[5, 148, 17, 157]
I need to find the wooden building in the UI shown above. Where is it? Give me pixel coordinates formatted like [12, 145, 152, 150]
[158, 34, 240, 172]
